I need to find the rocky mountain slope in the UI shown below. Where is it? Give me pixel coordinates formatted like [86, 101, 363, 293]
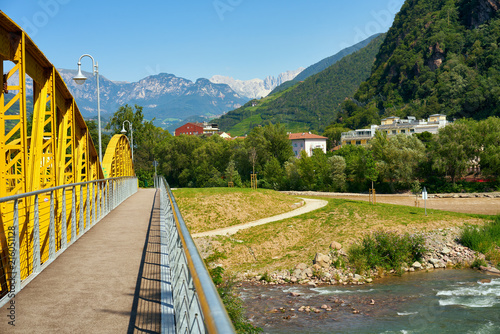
[210, 68, 305, 99]
[340, 0, 500, 129]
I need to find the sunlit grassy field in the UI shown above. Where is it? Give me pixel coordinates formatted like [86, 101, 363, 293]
[173, 188, 302, 233]
[173, 188, 490, 275]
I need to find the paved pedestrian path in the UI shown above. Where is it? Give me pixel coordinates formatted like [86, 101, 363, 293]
[0, 188, 161, 334]
[192, 198, 328, 237]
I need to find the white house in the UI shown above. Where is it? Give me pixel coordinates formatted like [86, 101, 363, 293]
[289, 132, 328, 157]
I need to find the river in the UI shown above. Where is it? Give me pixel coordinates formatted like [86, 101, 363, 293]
[239, 269, 500, 333]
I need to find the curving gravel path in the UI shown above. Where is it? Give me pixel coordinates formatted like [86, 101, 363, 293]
[192, 197, 328, 238]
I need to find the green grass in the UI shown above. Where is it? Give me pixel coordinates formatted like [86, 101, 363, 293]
[227, 114, 263, 136]
[348, 231, 426, 275]
[211, 197, 488, 273]
[460, 215, 500, 265]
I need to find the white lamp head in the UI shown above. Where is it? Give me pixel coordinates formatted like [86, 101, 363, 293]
[73, 63, 87, 85]
[121, 125, 127, 134]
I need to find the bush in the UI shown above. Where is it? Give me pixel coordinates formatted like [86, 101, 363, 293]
[460, 216, 500, 254]
[348, 230, 426, 274]
[460, 216, 500, 267]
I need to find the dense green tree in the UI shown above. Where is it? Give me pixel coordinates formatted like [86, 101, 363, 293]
[328, 155, 347, 191]
[371, 132, 426, 188]
[432, 119, 479, 184]
[477, 117, 500, 179]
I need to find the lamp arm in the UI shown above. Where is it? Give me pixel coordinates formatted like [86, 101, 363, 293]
[78, 54, 97, 76]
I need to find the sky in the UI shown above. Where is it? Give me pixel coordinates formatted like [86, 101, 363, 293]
[2, 0, 405, 83]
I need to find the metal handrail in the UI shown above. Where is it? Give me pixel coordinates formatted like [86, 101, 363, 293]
[157, 176, 235, 334]
[0, 176, 138, 308]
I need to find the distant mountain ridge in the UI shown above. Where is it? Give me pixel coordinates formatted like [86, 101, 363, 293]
[210, 67, 305, 99]
[10, 70, 249, 131]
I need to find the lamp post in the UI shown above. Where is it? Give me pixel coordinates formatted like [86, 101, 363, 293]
[121, 120, 134, 162]
[73, 54, 102, 163]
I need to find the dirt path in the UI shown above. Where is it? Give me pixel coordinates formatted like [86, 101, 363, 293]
[192, 198, 328, 238]
[283, 191, 500, 215]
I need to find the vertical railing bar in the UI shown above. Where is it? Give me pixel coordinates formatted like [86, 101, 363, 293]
[61, 188, 67, 250]
[92, 182, 96, 226]
[49, 190, 55, 260]
[33, 194, 41, 274]
[86, 183, 91, 231]
[12, 199, 21, 293]
[71, 186, 76, 243]
[79, 185, 83, 237]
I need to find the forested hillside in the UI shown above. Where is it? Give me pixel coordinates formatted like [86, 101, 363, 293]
[339, 0, 500, 130]
[270, 34, 381, 95]
[216, 34, 386, 135]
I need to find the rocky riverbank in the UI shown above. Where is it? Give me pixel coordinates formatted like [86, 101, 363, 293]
[235, 227, 500, 287]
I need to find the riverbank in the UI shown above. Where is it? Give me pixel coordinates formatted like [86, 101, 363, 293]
[234, 226, 499, 288]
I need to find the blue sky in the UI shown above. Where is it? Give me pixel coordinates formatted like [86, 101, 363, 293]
[2, 0, 404, 83]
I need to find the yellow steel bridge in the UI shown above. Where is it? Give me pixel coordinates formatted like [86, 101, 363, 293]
[0, 11, 134, 298]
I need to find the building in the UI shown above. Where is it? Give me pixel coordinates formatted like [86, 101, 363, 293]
[341, 114, 449, 146]
[175, 122, 220, 136]
[289, 132, 327, 157]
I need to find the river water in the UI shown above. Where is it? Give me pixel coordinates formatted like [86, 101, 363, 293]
[239, 269, 500, 333]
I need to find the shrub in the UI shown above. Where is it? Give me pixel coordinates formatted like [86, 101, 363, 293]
[471, 257, 488, 269]
[348, 230, 426, 274]
[460, 216, 500, 254]
[205, 251, 262, 333]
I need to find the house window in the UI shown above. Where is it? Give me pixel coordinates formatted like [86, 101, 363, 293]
[410, 129, 415, 133]
[356, 140, 361, 145]
[392, 130, 397, 135]
[294, 143, 297, 147]
[301, 143, 303, 147]
[401, 129, 406, 134]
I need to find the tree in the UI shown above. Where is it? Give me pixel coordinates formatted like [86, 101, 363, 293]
[371, 132, 426, 189]
[86, 119, 110, 154]
[225, 160, 242, 187]
[262, 157, 284, 190]
[323, 124, 351, 150]
[432, 120, 478, 184]
[477, 117, 500, 179]
[328, 155, 347, 191]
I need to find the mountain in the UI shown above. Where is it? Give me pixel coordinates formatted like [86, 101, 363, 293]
[10, 70, 249, 132]
[215, 34, 386, 135]
[269, 34, 382, 95]
[340, 0, 500, 130]
[209, 68, 304, 99]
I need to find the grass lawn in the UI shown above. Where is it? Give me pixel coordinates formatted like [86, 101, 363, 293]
[173, 188, 302, 233]
[199, 196, 490, 275]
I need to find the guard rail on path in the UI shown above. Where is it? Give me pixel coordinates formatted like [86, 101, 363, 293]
[0, 177, 138, 308]
[156, 176, 235, 334]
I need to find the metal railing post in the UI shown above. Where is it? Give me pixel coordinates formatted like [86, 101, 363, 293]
[92, 182, 96, 226]
[33, 194, 41, 274]
[12, 199, 21, 293]
[86, 183, 91, 231]
[49, 190, 55, 260]
[79, 186, 84, 237]
[61, 188, 67, 250]
[71, 186, 76, 243]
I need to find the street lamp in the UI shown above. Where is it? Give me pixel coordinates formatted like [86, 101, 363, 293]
[73, 54, 102, 163]
[121, 120, 134, 162]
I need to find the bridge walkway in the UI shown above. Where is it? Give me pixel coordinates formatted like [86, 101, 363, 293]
[0, 188, 162, 333]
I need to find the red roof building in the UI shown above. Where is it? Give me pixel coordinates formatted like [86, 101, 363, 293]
[175, 122, 204, 136]
[288, 132, 327, 157]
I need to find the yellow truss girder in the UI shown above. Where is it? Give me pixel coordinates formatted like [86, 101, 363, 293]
[0, 12, 135, 297]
